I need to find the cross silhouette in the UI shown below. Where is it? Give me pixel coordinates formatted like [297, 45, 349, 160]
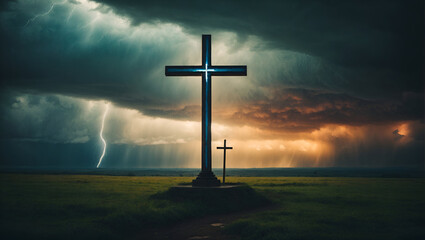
[165, 35, 246, 186]
[217, 139, 233, 184]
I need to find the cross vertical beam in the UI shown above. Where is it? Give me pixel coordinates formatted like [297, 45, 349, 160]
[217, 139, 233, 184]
[165, 35, 246, 187]
[202, 35, 212, 172]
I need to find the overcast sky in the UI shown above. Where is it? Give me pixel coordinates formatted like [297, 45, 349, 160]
[0, 0, 423, 168]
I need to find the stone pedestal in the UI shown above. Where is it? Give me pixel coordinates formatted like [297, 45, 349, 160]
[192, 170, 221, 187]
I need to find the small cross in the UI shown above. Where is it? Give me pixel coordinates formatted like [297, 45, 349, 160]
[217, 139, 233, 184]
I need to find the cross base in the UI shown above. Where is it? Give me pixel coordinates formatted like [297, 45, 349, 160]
[192, 170, 221, 187]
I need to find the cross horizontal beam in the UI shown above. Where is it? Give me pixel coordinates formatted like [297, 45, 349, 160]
[217, 146, 233, 149]
[165, 66, 247, 76]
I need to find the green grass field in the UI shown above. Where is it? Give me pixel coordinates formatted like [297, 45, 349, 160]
[1, 174, 424, 240]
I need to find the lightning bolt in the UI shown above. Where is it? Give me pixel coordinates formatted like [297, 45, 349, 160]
[96, 103, 109, 168]
[24, 0, 68, 27]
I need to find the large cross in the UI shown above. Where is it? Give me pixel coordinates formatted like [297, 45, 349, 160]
[165, 35, 247, 187]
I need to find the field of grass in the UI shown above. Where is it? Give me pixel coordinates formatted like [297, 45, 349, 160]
[1, 174, 424, 240]
[226, 177, 425, 240]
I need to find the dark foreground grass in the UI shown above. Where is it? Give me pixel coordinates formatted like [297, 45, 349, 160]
[0, 174, 192, 239]
[0, 174, 267, 240]
[1, 174, 424, 240]
[225, 177, 425, 240]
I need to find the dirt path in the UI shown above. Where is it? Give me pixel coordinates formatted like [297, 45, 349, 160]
[135, 205, 277, 240]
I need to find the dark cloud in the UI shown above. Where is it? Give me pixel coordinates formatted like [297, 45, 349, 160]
[143, 105, 201, 120]
[0, 91, 101, 143]
[0, 0, 199, 114]
[0, 0, 423, 168]
[1, 0, 423, 118]
[1, 1, 422, 101]
[100, 0, 424, 98]
[1, 0, 423, 122]
[225, 88, 424, 132]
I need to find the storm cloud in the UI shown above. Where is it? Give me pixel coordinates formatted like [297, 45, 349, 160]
[101, 0, 424, 96]
[0, 0, 423, 168]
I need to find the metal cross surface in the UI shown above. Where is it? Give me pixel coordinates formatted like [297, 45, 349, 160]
[165, 35, 247, 186]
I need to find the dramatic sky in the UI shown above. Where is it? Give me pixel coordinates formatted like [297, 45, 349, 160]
[0, 0, 424, 168]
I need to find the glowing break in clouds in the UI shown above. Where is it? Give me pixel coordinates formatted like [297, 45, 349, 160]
[97, 103, 109, 168]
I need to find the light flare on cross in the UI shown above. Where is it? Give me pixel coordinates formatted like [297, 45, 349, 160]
[165, 34, 247, 186]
